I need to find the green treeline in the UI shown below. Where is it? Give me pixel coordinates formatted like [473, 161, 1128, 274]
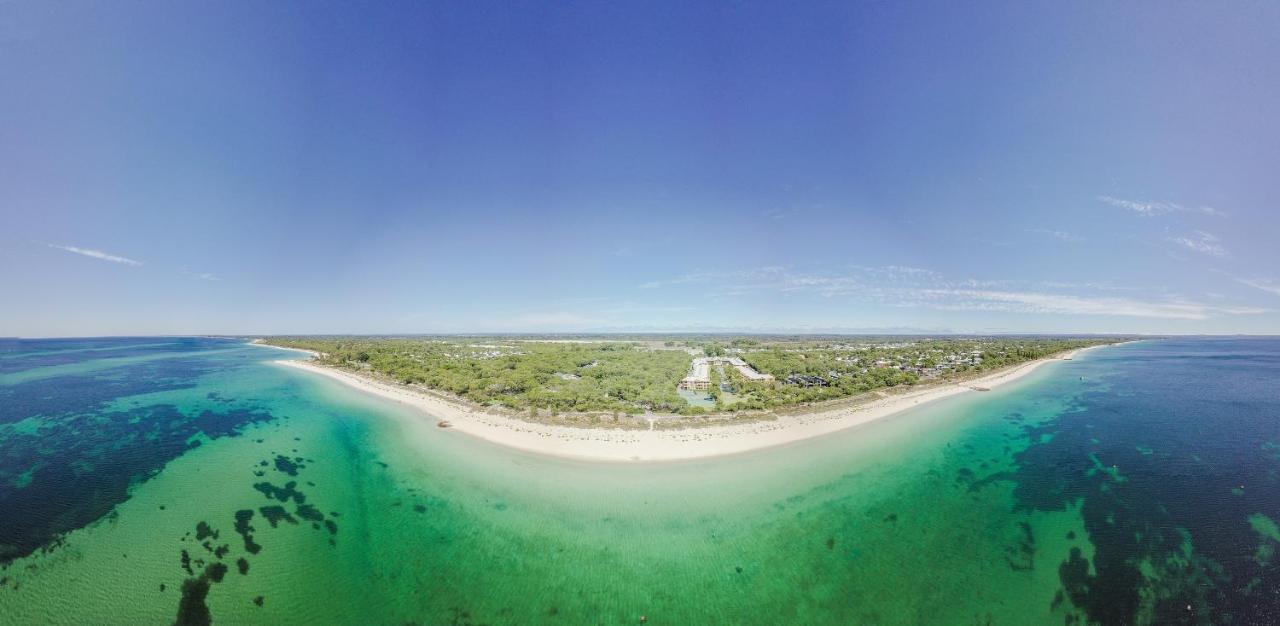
[263, 336, 1114, 416]
[270, 339, 690, 414]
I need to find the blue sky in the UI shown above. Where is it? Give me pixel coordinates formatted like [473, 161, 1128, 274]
[2, 1, 1278, 336]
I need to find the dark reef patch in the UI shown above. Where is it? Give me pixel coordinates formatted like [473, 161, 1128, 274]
[259, 505, 298, 528]
[195, 522, 218, 542]
[296, 504, 324, 523]
[1004, 521, 1035, 572]
[206, 562, 228, 584]
[0, 346, 273, 565]
[273, 455, 304, 476]
[174, 576, 212, 626]
[1008, 339, 1280, 622]
[253, 481, 305, 505]
[174, 559, 236, 626]
[233, 509, 262, 554]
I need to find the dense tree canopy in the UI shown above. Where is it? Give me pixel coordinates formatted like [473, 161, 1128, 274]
[264, 336, 1115, 417]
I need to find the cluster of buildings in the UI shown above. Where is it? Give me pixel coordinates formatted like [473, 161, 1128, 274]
[785, 348, 987, 386]
[870, 349, 986, 378]
[441, 349, 516, 360]
[438, 343, 524, 360]
[785, 374, 831, 387]
[678, 356, 775, 391]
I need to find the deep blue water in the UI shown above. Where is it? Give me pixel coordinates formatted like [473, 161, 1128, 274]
[0, 337, 274, 564]
[1007, 338, 1280, 623]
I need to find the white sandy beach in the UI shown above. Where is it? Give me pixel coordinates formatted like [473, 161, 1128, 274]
[265, 344, 1115, 462]
[248, 339, 321, 358]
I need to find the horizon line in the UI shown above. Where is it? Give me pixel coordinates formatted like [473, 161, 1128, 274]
[9, 332, 1280, 341]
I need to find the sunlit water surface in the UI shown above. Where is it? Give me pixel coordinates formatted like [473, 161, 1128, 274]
[1, 337, 1278, 625]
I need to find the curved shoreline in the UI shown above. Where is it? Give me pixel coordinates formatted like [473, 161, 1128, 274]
[264, 343, 1120, 462]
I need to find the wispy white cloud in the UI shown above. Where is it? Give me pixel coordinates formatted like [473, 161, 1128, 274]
[638, 265, 1268, 321]
[1235, 277, 1280, 297]
[184, 270, 221, 281]
[638, 273, 713, 289]
[1098, 195, 1224, 217]
[1038, 280, 1146, 292]
[863, 265, 940, 278]
[1168, 231, 1226, 256]
[639, 267, 789, 290]
[48, 244, 143, 266]
[1025, 228, 1082, 243]
[913, 289, 1265, 320]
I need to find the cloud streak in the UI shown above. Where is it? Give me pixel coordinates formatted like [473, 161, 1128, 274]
[638, 265, 1268, 321]
[914, 289, 1264, 320]
[1235, 277, 1280, 297]
[48, 244, 143, 266]
[1097, 195, 1224, 217]
[1168, 231, 1226, 256]
[180, 267, 221, 281]
[1025, 228, 1082, 243]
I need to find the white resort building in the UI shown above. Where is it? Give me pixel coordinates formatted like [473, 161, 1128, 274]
[679, 356, 775, 390]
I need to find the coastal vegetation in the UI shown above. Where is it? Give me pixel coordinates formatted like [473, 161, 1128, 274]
[262, 336, 1116, 417]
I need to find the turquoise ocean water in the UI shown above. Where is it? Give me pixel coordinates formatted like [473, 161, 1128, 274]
[1, 337, 1279, 624]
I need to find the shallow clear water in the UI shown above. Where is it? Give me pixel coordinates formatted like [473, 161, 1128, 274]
[0, 337, 1278, 624]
